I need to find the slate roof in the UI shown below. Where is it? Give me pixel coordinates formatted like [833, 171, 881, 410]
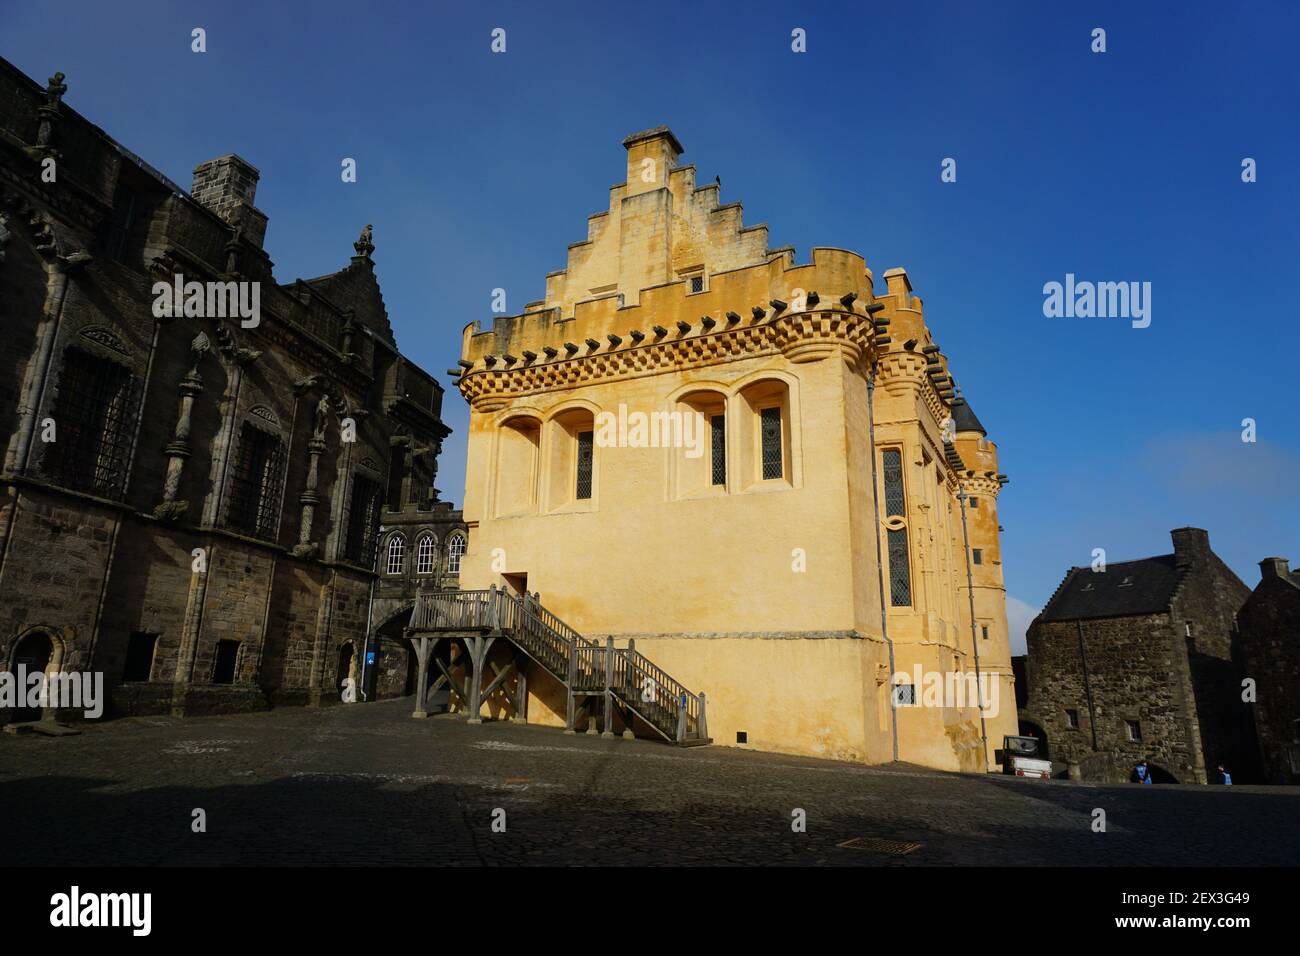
[950, 397, 986, 436]
[1039, 555, 1182, 622]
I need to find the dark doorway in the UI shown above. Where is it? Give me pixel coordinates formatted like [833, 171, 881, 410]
[212, 640, 240, 684]
[10, 631, 53, 721]
[336, 643, 355, 700]
[122, 632, 158, 682]
[1018, 720, 1049, 760]
[502, 573, 528, 598]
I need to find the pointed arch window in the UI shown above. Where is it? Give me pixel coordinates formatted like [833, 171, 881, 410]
[385, 533, 406, 575]
[446, 532, 466, 575]
[416, 533, 436, 575]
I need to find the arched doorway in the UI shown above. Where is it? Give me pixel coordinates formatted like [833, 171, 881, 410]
[10, 630, 53, 721]
[1131, 762, 1179, 784]
[1018, 719, 1049, 760]
[336, 643, 356, 702]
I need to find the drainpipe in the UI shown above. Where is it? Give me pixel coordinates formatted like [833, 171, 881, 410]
[1076, 618, 1099, 752]
[866, 368, 900, 762]
[957, 489, 990, 772]
[359, 522, 382, 702]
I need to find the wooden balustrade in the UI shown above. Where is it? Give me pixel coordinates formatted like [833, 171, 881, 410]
[407, 587, 708, 743]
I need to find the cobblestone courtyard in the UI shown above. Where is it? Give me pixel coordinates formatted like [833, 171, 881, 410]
[2, 699, 1295, 866]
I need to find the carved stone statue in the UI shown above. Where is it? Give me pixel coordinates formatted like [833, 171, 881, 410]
[354, 223, 374, 257]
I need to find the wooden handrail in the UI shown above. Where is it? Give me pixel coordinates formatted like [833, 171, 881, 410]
[409, 588, 706, 741]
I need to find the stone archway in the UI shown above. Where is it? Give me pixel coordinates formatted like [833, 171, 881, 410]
[7, 627, 65, 722]
[1018, 718, 1049, 760]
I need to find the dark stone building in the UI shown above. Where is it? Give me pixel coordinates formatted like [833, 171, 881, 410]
[1023, 528, 1254, 784]
[0, 59, 463, 722]
[1237, 556, 1300, 785]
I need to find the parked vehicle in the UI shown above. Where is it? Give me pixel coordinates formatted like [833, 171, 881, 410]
[1002, 735, 1052, 779]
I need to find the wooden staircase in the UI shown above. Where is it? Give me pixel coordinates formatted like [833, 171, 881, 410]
[407, 587, 710, 746]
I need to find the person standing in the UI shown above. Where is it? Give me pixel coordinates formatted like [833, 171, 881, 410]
[1217, 764, 1233, 785]
[1135, 759, 1153, 784]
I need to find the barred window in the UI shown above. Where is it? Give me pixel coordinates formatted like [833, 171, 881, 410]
[416, 533, 436, 575]
[882, 448, 905, 516]
[893, 683, 916, 707]
[710, 414, 726, 486]
[760, 406, 782, 480]
[344, 475, 382, 566]
[226, 423, 286, 540]
[972, 548, 983, 565]
[575, 430, 594, 500]
[385, 534, 406, 575]
[446, 532, 466, 574]
[41, 345, 138, 499]
[887, 528, 913, 606]
[969, 496, 979, 508]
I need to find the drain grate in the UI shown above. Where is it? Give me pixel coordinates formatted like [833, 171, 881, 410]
[836, 837, 923, 855]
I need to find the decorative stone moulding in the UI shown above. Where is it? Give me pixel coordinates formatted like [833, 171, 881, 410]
[458, 303, 877, 408]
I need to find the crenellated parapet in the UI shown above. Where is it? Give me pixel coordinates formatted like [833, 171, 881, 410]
[458, 246, 880, 407]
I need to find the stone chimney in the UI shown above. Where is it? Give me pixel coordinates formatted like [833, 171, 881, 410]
[1259, 556, 1290, 581]
[191, 154, 268, 248]
[622, 126, 682, 198]
[1171, 527, 1211, 569]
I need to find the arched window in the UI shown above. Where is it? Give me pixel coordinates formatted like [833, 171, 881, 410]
[385, 533, 406, 575]
[416, 533, 436, 575]
[446, 532, 466, 575]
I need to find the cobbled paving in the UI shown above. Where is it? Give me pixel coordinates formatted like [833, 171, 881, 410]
[1, 699, 1296, 866]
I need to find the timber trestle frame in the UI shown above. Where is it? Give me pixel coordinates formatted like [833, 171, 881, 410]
[404, 586, 710, 746]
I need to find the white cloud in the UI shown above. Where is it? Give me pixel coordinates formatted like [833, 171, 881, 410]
[1005, 596, 1039, 656]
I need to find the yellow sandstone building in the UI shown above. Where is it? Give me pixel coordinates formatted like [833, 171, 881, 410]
[443, 127, 1017, 772]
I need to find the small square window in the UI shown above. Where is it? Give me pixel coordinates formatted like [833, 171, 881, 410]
[1065, 709, 1079, 729]
[981, 625, 989, 641]
[972, 548, 983, 565]
[689, 275, 704, 294]
[736, 731, 747, 744]
[970, 497, 979, 508]
[1125, 719, 1142, 742]
[893, 683, 916, 707]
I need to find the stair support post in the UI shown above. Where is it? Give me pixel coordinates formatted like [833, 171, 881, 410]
[676, 692, 687, 743]
[410, 634, 430, 719]
[697, 692, 708, 742]
[602, 636, 615, 738]
[512, 648, 528, 723]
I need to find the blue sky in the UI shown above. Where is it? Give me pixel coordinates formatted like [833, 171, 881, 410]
[5, 0, 1297, 651]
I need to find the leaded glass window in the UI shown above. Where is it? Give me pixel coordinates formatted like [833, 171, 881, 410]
[760, 406, 782, 480]
[344, 475, 382, 566]
[446, 533, 466, 574]
[41, 345, 138, 499]
[575, 430, 594, 500]
[227, 422, 286, 540]
[887, 528, 912, 606]
[385, 534, 405, 575]
[710, 414, 726, 486]
[416, 533, 436, 575]
[882, 448, 905, 516]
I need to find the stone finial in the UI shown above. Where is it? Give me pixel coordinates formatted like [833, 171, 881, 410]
[354, 223, 374, 258]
